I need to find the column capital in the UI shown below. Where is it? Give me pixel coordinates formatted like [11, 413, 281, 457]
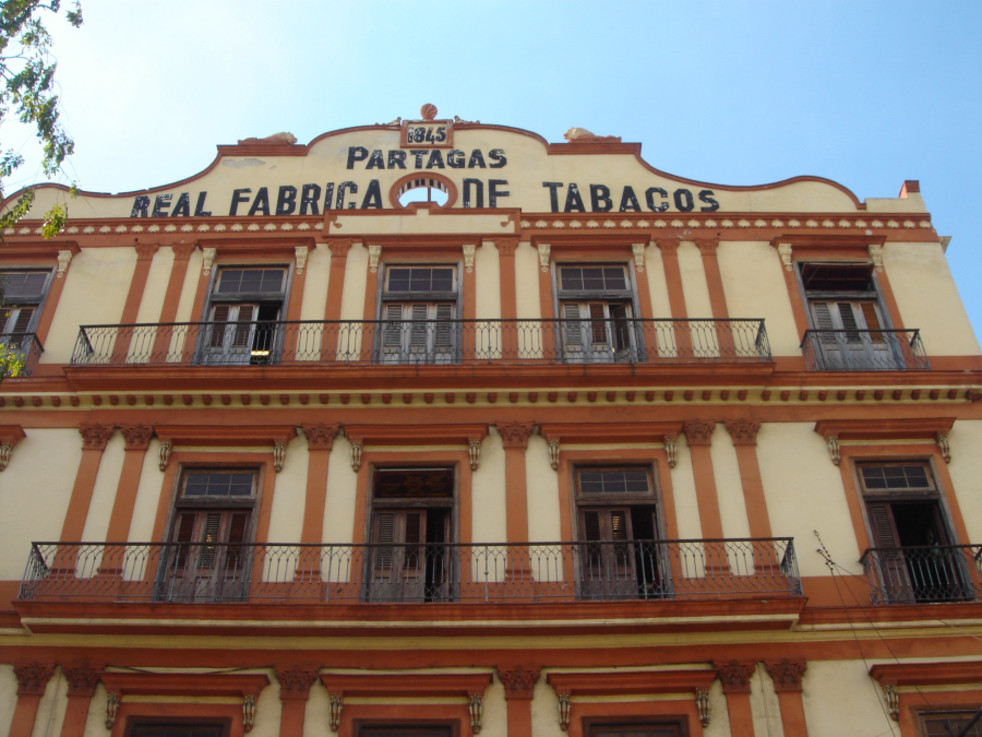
[654, 238, 680, 256]
[134, 243, 160, 261]
[172, 243, 196, 261]
[764, 659, 806, 693]
[79, 423, 115, 451]
[683, 420, 716, 446]
[14, 663, 55, 696]
[496, 666, 541, 700]
[120, 424, 154, 451]
[275, 667, 319, 701]
[714, 661, 756, 694]
[302, 423, 340, 451]
[694, 237, 720, 255]
[497, 422, 535, 450]
[63, 665, 101, 697]
[495, 239, 519, 258]
[327, 240, 352, 258]
[724, 419, 760, 446]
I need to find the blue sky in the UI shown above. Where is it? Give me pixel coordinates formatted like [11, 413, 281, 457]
[5, 0, 981, 343]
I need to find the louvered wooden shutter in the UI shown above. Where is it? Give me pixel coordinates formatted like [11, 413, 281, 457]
[11, 307, 34, 334]
[173, 512, 196, 569]
[225, 512, 249, 573]
[562, 303, 584, 348]
[589, 302, 607, 345]
[231, 305, 255, 347]
[409, 303, 429, 349]
[383, 304, 403, 348]
[199, 512, 223, 568]
[867, 503, 900, 548]
[433, 303, 454, 349]
[210, 304, 230, 347]
[861, 302, 884, 343]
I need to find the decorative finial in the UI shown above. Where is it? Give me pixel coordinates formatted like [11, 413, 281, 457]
[420, 103, 438, 121]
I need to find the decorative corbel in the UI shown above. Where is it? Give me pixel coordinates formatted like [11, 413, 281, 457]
[0, 423, 26, 471]
[105, 690, 120, 729]
[537, 243, 551, 272]
[868, 243, 884, 272]
[242, 694, 257, 733]
[201, 247, 216, 275]
[368, 244, 382, 273]
[936, 431, 951, 463]
[158, 440, 172, 471]
[329, 692, 343, 732]
[294, 246, 309, 275]
[557, 690, 571, 731]
[777, 242, 793, 271]
[631, 242, 646, 272]
[548, 439, 560, 471]
[273, 441, 286, 472]
[57, 249, 74, 277]
[663, 435, 678, 469]
[468, 439, 481, 471]
[462, 244, 476, 273]
[469, 691, 484, 734]
[0, 442, 13, 472]
[350, 441, 363, 472]
[695, 689, 710, 727]
[825, 435, 841, 466]
[884, 683, 899, 721]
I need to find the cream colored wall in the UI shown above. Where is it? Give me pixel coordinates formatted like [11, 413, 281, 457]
[884, 241, 980, 355]
[79, 431, 126, 542]
[670, 442, 703, 539]
[802, 660, 893, 737]
[42, 248, 135, 364]
[250, 677, 282, 737]
[323, 438, 357, 544]
[30, 670, 66, 737]
[703, 680, 732, 737]
[0, 429, 81, 580]
[339, 243, 369, 322]
[475, 242, 501, 319]
[757, 423, 859, 578]
[303, 680, 331, 737]
[946, 420, 982, 544]
[515, 242, 541, 319]
[127, 439, 166, 541]
[481, 679, 508, 737]
[526, 436, 561, 542]
[530, 678, 563, 737]
[82, 684, 110, 737]
[300, 243, 331, 321]
[677, 241, 713, 318]
[717, 241, 800, 356]
[472, 431, 507, 543]
[710, 426, 752, 540]
[133, 249, 173, 324]
[173, 248, 203, 323]
[267, 436, 307, 542]
[643, 243, 672, 318]
[753, 664, 785, 737]
[0, 664, 16, 737]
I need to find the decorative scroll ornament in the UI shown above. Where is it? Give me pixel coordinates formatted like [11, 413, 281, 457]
[496, 666, 541, 700]
[368, 244, 382, 273]
[121, 424, 154, 450]
[57, 249, 74, 277]
[294, 246, 309, 275]
[350, 441, 363, 471]
[724, 419, 760, 446]
[463, 244, 476, 273]
[777, 242, 793, 271]
[868, 243, 884, 272]
[557, 690, 571, 731]
[695, 689, 710, 727]
[468, 439, 482, 471]
[884, 683, 899, 721]
[497, 422, 535, 450]
[682, 420, 715, 446]
[80, 424, 114, 450]
[548, 439, 560, 470]
[0, 442, 12, 472]
[273, 441, 286, 472]
[243, 694, 257, 733]
[537, 243, 551, 272]
[14, 663, 55, 695]
[663, 435, 678, 469]
[469, 692, 484, 734]
[329, 692, 343, 732]
[201, 247, 217, 275]
[631, 242, 646, 272]
[764, 659, 806, 692]
[105, 690, 121, 729]
[158, 440, 172, 471]
[936, 431, 951, 463]
[825, 435, 841, 466]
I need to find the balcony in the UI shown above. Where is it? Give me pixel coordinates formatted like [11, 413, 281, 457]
[801, 329, 929, 371]
[19, 538, 800, 605]
[0, 332, 43, 377]
[70, 318, 771, 368]
[861, 544, 982, 605]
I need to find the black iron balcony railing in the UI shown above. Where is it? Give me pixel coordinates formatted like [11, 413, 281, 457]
[801, 329, 929, 371]
[19, 538, 800, 604]
[69, 317, 771, 367]
[861, 544, 982, 605]
[0, 332, 43, 377]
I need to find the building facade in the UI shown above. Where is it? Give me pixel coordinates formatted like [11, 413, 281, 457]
[1, 108, 981, 737]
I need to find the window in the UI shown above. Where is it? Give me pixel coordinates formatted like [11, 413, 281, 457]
[556, 265, 639, 363]
[919, 711, 982, 737]
[367, 466, 455, 602]
[156, 469, 258, 602]
[358, 726, 455, 737]
[378, 265, 458, 364]
[198, 266, 288, 365]
[585, 721, 685, 737]
[798, 262, 904, 370]
[0, 269, 52, 356]
[126, 720, 229, 737]
[575, 467, 664, 600]
[859, 461, 970, 603]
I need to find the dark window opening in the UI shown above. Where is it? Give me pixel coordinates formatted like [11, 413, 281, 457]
[557, 264, 639, 363]
[378, 265, 459, 364]
[126, 720, 230, 737]
[199, 267, 287, 365]
[920, 712, 982, 737]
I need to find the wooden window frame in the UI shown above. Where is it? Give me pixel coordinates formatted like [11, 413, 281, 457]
[124, 717, 231, 737]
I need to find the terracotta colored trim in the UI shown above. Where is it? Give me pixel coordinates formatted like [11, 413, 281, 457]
[694, 238, 729, 319]
[100, 670, 268, 697]
[323, 241, 351, 322]
[462, 244, 477, 322]
[32, 257, 71, 348]
[814, 417, 954, 442]
[343, 423, 488, 447]
[110, 703, 245, 737]
[633, 245, 655, 320]
[361, 247, 379, 325]
[319, 672, 492, 697]
[496, 239, 518, 321]
[656, 239, 688, 319]
[775, 690, 809, 736]
[59, 426, 115, 541]
[547, 669, 715, 695]
[574, 706, 701, 737]
[870, 660, 982, 687]
[540, 422, 682, 446]
[151, 245, 195, 358]
[9, 693, 45, 737]
[497, 423, 534, 543]
[105, 430, 153, 541]
[155, 425, 297, 447]
[300, 424, 339, 545]
[875, 265, 906, 330]
[537, 251, 553, 320]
